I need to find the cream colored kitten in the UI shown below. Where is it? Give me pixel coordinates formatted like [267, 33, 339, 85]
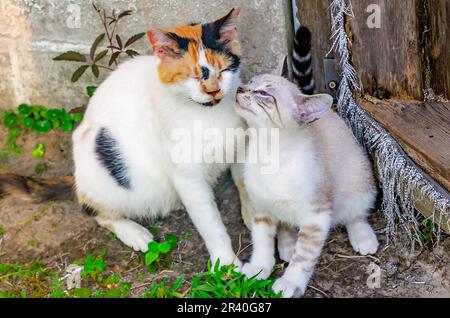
[234, 74, 379, 298]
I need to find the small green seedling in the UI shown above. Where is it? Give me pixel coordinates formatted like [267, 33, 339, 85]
[144, 234, 178, 272]
[32, 143, 46, 158]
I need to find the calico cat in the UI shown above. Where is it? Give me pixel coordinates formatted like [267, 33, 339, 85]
[0, 8, 246, 267]
[234, 74, 379, 297]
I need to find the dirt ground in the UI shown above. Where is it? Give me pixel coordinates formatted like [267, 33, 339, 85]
[0, 130, 449, 298]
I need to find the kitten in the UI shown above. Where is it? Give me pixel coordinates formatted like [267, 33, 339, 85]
[234, 74, 379, 297]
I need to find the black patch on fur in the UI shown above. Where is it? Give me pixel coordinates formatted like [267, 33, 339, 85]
[201, 22, 241, 73]
[167, 32, 191, 52]
[95, 128, 131, 189]
[201, 66, 210, 80]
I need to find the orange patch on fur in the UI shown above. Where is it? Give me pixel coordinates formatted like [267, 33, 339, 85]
[155, 25, 238, 86]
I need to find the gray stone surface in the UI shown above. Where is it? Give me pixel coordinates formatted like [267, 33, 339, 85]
[0, 0, 292, 110]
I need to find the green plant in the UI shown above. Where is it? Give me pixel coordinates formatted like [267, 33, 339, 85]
[413, 219, 437, 246]
[144, 234, 179, 272]
[53, 4, 145, 83]
[1, 104, 83, 160]
[143, 261, 281, 299]
[0, 227, 4, 238]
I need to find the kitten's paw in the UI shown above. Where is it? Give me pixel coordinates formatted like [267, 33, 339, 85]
[272, 276, 305, 298]
[241, 262, 272, 280]
[113, 220, 153, 253]
[347, 221, 379, 256]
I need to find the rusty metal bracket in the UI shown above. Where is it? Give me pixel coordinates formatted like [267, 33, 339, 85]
[323, 57, 341, 101]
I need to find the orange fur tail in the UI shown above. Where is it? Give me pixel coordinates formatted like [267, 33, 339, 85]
[0, 173, 74, 203]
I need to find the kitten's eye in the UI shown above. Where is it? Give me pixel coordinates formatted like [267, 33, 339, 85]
[255, 90, 270, 97]
[220, 68, 230, 73]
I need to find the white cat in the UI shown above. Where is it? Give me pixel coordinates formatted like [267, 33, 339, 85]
[71, 8, 245, 267]
[234, 74, 379, 297]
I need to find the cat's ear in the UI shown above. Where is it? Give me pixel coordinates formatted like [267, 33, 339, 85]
[210, 7, 241, 43]
[294, 94, 333, 124]
[147, 29, 185, 60]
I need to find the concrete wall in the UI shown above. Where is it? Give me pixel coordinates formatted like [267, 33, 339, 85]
[0, 0, 292, 111]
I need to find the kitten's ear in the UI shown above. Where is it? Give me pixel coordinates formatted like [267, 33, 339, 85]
[147, 29, 185, 60]
[295, 94, 333, 124]
[211, 7, 241, 43]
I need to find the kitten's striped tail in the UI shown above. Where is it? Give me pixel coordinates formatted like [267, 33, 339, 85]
[292, 26, 315, 95]
[0, 173, 74, 203]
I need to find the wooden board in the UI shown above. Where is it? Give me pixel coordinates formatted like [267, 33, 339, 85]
[350, 0, 423, 100]
[358, 96, 450, 192]
[295, 0, 333, 93]
[427, 0, 450, 99]
[358, 96, 450, 233]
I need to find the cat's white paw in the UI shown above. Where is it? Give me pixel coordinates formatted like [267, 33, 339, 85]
[272, 276, 305, 298]
[241, 262, 272, 280]
[347, 222, 379, 256]
[113, 220, 153, 253]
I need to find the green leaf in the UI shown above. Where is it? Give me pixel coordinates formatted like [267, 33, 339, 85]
[33, 120, 52, 133]
[51, 119, 60, 128]
[91, 64, 100, 78]
[71, 65, 89, 82]
[125, 32, 146, 48]
[61, 119, 74, 132]
[166, 234, 179, 247]
[47, 109, 63, 120]
[73, 288, 91, 298]
[8, 128, 20, 139]
[34, 163, 47, 175]
[18, 103, 31, 116]
[23, 117, 34, 128]
[158, 242, 172, 254]
[145, 252, 159, 266]
[90, 33, 106, 60]
[53, 51, 87, 62]
[4, 113, 18, 128]
[148, 241, 159, 254]
[94, 49, 108, 63]
[71, 113, 83, 123]
[32, 143, 46, 158]
[86, 85, 97, 97]
[109, 51, 121, 66]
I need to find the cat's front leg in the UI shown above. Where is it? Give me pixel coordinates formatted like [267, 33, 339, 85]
[273, 214, 331, 298]
[173, 173, 241, 268]
[242, 214, 277, 280]
[231, 164, 253, 230]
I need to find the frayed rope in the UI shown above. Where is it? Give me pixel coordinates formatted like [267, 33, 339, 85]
[329, 0, 450, 245]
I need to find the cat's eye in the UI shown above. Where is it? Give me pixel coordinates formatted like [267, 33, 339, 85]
[255, 90, 270, 97]
[220, 68, 230, 73]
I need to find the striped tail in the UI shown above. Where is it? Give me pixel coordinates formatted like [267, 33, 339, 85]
[0, 173, 74, 203]
[292, 26, 315, 95]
